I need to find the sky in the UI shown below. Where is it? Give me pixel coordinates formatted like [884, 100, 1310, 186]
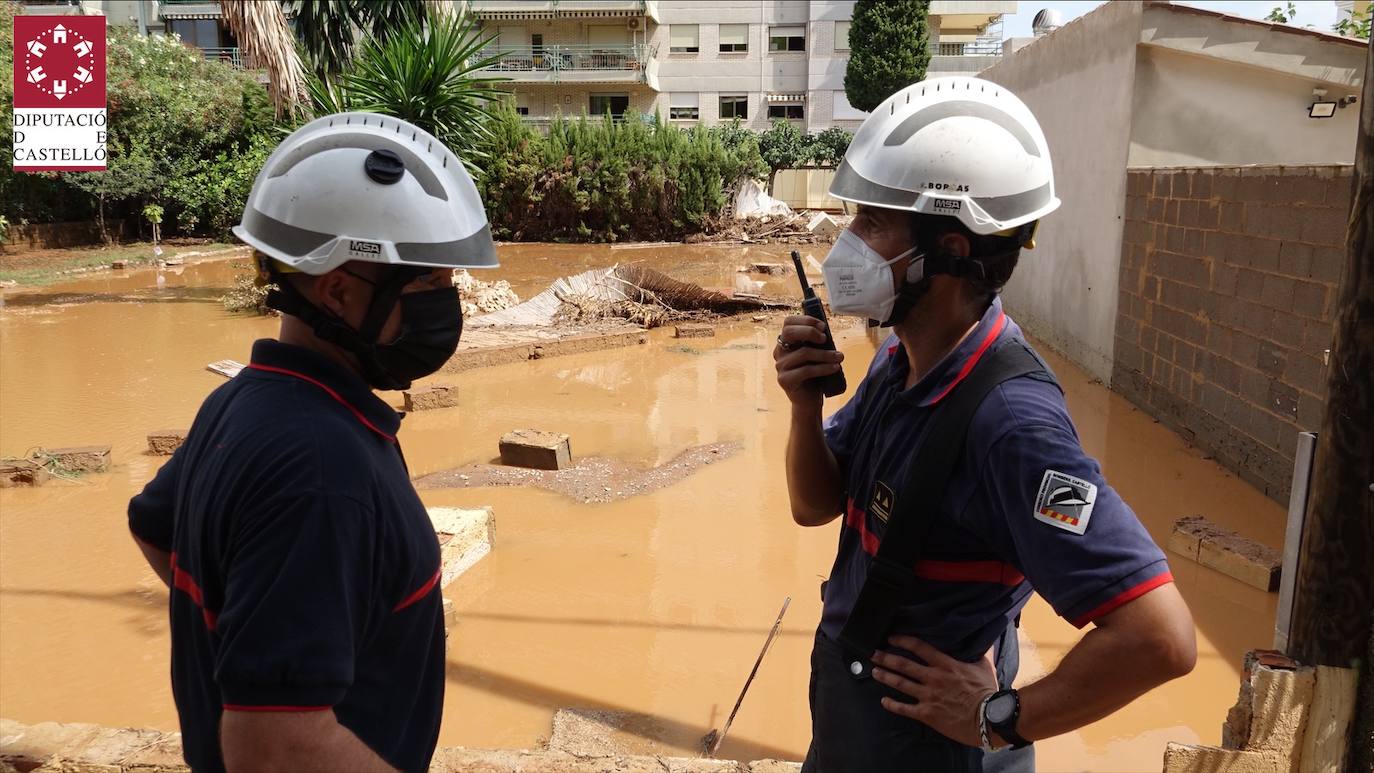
[1000, 0, 1342, 39]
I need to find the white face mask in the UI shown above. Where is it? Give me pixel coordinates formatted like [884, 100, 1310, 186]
[820, 229, 920, 323]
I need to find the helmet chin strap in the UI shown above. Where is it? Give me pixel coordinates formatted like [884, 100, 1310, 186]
[264, 265, 416, 388]
[880, 247, 1020, 328]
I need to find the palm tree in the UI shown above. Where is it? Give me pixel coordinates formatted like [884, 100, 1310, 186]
[220, 0, 307, 120]
[290, 0, 361, 80]
[307, 11, 507, 172]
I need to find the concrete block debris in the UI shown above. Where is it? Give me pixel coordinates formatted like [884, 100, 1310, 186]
[1165, 649, 1317, 773]
[43, 446, 111, 474]
[0, 459, 50, 488]
[206, 359, 244, 379]
[806, 212, 840, 238]
[549, 709, 687, 759]
[499, 429, 571, 471]
[111, 260, 128, 269]
[0, 716, 801, 773]
[403, 384, 458, 412]
[163, 257, 184, 267]
[1170, 516, 1281, 591]
[147, 429, 187, 455]
[747, 262, 791, 276]
[428, 506, 495, 588]
[674, 324, 716, 339]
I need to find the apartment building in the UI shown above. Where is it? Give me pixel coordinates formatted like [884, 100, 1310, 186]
[19, 0, 243, 65]
[20, 0, 1016, 133]
[467, 0, 1016, 132]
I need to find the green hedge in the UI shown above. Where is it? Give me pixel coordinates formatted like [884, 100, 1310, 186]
[1, 6, 282, 240]
[476, 106, 768, 242]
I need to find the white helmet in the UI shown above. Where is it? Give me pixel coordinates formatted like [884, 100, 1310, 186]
[830, 76, 1059, 236]
[232, 112, 497, 275]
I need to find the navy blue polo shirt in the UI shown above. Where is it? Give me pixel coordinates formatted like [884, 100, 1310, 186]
[129, 339, 445, 773]
[821, 297, 1172, 662]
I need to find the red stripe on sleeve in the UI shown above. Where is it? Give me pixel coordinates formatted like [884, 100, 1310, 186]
[1069, 571, 1175, 628]
[170, 552, 218, 631]
[392, 567, 442, 613]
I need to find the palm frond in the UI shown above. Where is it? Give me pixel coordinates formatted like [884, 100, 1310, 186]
[340, 12, 508, 172]
[290, 0, 361, 78]
[220, 0, 307, 120]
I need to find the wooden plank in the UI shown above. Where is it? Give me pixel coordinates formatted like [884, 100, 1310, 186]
[1298, 666, 1358, 773]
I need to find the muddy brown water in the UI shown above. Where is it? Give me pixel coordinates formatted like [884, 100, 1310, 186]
[0, 244, 1282, 770]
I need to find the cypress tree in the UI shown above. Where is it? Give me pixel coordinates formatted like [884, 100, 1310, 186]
[844, 0, 931, 113]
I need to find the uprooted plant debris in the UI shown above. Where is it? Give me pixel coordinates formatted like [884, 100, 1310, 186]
[549, 266, 793, 329]
[691, 211, 840, 245]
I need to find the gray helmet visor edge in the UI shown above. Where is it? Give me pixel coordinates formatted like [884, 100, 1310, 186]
[829, 159, 922, 210]
[239, 208, 500, 270]
[397, 224, 500, 269]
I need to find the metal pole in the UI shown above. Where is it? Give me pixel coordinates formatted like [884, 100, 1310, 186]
[1273, 431, 1317, 654]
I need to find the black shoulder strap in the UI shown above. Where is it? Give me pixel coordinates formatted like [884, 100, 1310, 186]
[836, 342, 1043, 672]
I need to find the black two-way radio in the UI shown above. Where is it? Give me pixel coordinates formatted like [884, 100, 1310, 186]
[791, 250, 846, 398]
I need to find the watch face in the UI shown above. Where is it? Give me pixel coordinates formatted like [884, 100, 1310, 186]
[986, 693, 1017, 725]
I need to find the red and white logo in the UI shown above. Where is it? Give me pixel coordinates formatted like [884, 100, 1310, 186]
[12, 15, 108, 171]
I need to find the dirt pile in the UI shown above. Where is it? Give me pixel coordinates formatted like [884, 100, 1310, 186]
[415, 442, 743, 503]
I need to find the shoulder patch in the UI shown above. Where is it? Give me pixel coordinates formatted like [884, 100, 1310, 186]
[1033, 470, 1097, 535]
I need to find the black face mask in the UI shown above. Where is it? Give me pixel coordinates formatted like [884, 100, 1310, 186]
[265, 265, 464, 391]
[366, 285, 463, 390]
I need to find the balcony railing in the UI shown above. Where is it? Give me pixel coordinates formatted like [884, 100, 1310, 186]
[934, 38, 1004, 56]
[926, 53, 1003, 75]
[479, 44, 651, 81]
[463, 0, 650, 17]
[199, 46, 242, 68]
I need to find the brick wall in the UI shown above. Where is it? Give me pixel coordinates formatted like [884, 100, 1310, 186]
[1112, 165, 1352, 502]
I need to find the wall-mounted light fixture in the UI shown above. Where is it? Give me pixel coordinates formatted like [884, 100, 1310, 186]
[1309, 88, 1336, 118]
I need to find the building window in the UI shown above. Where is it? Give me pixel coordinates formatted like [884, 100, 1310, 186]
[670, 25, 700, 54]
[669, 92, 699, 120]
[768, 103, 805, 120]
[833, 90, 868, 120]
[169, 18, 222, 48]
[719, 24, 748, 53]
[835, 21, 851, 51]
[590, 93, 631, 118]
[515, 107, 530, 116]
[769, 26, 805, 52]
[720, 94, 748, 120]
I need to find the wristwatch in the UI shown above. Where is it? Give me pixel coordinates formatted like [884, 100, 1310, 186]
[980, 689, 1032, 751]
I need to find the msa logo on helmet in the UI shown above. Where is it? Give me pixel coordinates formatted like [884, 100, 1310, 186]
[933, 199, 962, 213]
[349, 240, 382, 255]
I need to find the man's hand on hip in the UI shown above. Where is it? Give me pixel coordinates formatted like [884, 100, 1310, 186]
[774, 315, 844, 415]
[871, 635, 999, 749]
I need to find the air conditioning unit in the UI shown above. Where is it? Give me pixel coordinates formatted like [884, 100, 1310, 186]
[627, 17, 643, 31]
